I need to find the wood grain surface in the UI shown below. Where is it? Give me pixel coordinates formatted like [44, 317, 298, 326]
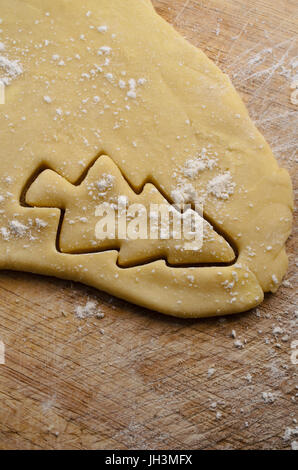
[0, 0, 297, 450]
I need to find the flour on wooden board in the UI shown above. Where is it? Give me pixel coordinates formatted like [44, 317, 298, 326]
[74, 300, 105, 319]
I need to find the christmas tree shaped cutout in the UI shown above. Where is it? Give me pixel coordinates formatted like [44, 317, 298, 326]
[25, 155, 235, 268]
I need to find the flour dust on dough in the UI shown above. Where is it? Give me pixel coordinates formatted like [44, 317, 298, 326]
[0, 0, 293, 317]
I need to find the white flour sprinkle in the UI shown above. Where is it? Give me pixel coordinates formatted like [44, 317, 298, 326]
[245, 373, 252, 383]
[207, 172, 236, 200]
[97, 25, 108, 33]
[0, 217, 48, 241]
[127, 78, 137, 99]
[182, 148, 218, 178]
[273, 326, 284, 335]
[43, 95, 52, 104]
[98, 46, 111, 55]
[138, 78, 147, 86]
[74, 300, 104, 319]
[234, 339, 244, 349]
[272, 274, 279, 285]
[0, 227, 9, 240]
[105, 72, 114, 82]
[171, 181, 198, 205]
[0, 55, 23, 85]
[283, 427, 298, 442]
[261, 391, 276, 404]
[172, 150, 235, 205]
[86, 174, 115, 199]
[35, 218, 48, 229]
[9, 220, 29, 237]
[96, 174, 115, 196]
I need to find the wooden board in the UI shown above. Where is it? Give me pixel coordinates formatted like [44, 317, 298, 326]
[0, 0, 297, 450]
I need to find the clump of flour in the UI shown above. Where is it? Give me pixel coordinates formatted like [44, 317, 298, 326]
[171, 181, 199, 205]
[207, 172, 236, 200]
[171, 147, 236, 205]
[74, 300, 105, 319]
[87, 173, 115, 199]
[182, 148, 218, 178]
[96, 174, 115, 195]
[0, 55, 23, 85]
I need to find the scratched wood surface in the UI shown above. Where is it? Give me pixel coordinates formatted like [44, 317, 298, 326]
[0, 0, 297, 450]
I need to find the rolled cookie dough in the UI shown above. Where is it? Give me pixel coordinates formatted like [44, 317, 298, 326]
[0, 0, 293, 317]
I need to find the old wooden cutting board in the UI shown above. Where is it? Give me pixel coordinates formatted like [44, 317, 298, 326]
[0, 0, 297, 450]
